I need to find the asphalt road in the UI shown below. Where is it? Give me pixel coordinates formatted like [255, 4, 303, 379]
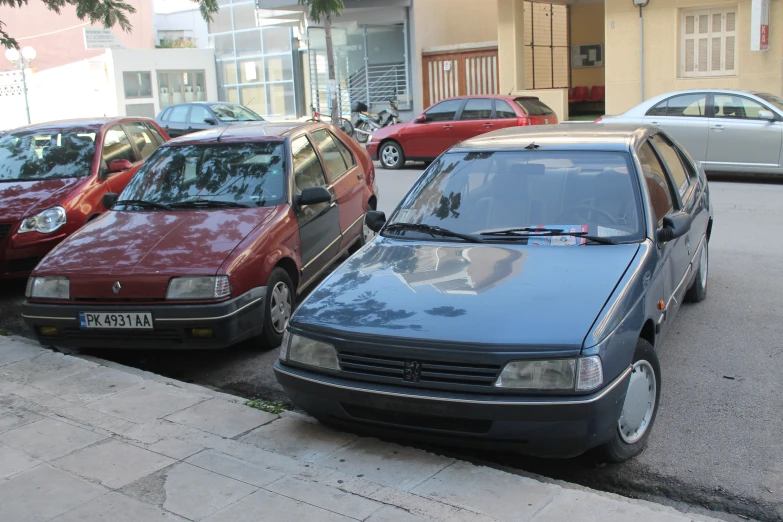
[2, 166, 781, 521]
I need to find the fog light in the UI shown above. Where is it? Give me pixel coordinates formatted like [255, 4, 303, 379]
[190, 328, 214, 338]
[39, 326, 58, 337]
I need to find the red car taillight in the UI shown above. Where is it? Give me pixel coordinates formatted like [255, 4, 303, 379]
[517, 117, 530, 126]
[594, 117, 603, 123]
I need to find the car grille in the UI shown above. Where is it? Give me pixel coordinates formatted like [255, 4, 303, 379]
[337, 352, 501, 387]
[0, 223, 11, 242]
[7, 257, 43, 273]
[341, 403, 492, 434]
[62, 328, 182, 345]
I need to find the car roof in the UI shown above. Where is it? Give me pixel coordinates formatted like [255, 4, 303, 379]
[451, 123, 651, 152]
[624, 88, 779, 114]
[431, 94, 540, 103]
[166, 102, 244, 107]
[165, 121, 321, 145]
[5, 117, 153, 133]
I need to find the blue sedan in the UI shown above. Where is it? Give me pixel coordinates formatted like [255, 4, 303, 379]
[274, 124, 713, 462]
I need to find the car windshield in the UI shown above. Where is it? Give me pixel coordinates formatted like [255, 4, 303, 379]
[118, 142, 286, 209]
[209, 104, 264, 122]
[754, 92, 783, 112]
[0, 128, 97, 182]
[514, 98, 555, 116]
[386, 150, 644, 244]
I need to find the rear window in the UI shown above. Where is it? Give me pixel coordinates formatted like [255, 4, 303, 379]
[514, 98, 555, 116]
[0, 128, 97, 181]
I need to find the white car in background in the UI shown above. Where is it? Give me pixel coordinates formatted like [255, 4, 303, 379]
[597, 89, 783, 175]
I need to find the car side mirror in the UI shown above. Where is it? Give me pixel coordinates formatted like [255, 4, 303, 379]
[365, 210, 387, 233]
[758, 109, 775, 122]
[657, 211, 692, 243]
[107, 159, 133, 173]
[414, 115, 427, 124]
[296, 186, 332, 207]
[102, 192, 118, 209]
[204, 118, 217, 125]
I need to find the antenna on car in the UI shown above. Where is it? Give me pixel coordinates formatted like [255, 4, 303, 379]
[524, 142, 539, 150]
[215, 125, 228, 143]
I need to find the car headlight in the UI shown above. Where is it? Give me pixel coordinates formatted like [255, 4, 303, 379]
[19, 206, 67, 234]
[279, 329, 290, 361]
[286, 332, 340, 370]
[26, 276, 70, 299]
[495, 356, 603, 391]
[166, 276, 230, 300]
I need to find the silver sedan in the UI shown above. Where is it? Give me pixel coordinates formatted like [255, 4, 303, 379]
[598, 89, 783, 175]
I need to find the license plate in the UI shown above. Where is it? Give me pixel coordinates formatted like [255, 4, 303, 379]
[79, 312, 153, 330]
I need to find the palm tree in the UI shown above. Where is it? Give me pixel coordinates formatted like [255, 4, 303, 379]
[299, 0, 345, 126]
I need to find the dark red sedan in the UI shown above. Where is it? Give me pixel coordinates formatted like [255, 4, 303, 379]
[22, 122, 378, 350]
[367, 95, 558, 169]
[0, 118, 169, 278]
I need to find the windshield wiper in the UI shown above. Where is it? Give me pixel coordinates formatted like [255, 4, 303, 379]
[480, 227, 617, 245]
[384, 222, 483, 243]
[169, 199, 249, 209]
[115, 199, 172, 211]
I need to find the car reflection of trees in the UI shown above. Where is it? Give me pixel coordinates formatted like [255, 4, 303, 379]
[0, 130, 98, 181]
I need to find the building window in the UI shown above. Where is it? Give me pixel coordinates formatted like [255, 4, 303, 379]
[123, 72, 152, 98]
[681, 7, 737, 77]
[157, 70, 206, 108]
[524, 2, 569, 90]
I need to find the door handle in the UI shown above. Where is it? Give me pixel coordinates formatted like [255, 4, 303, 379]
[483, 124, 494, 128]
[712, 124, 724, 131]
[650, 121, 658, 125]
[443, 125, 453, 130]
[357, 173, 364, 180]
[187, 126, 193, 131]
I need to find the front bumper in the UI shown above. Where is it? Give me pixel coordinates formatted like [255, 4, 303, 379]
[366, 141, 380, 161]
[22, 287, 266, 350]
[274, 362, 630, 458]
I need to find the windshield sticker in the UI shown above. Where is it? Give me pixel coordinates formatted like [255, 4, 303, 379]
[597, 225, 630, 237]
[530, 225, 588, 246]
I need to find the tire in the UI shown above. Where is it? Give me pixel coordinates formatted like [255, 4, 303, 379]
[258, 267, 294, 349]
[379, 141, 405, 169]
[685, 241, 708, 303]
[355, 123, 371, 144]
[339, 118, 354, 137]
[596, 338, 661, 463]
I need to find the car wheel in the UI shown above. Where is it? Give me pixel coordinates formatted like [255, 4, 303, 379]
[379, 141, 405, 169]
[596, 338, 661, 463]
[259, 267, 294, 349]
[685, 241, 708, 303]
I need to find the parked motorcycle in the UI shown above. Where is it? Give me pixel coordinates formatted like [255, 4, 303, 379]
[351, 98, 400, 143]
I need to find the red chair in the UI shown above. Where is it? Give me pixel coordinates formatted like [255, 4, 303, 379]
[586, 85, 605, 102]
[569, 86, 588, 104]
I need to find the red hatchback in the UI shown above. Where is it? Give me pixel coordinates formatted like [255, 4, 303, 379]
[22, 122, 378, 350]
[367, 95, 558, 169]
[0, 118, 169, 278]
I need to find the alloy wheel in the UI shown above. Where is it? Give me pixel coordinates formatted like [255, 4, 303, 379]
[381, 145, 400, 167]
[269, 281, 292, 334]
[618, 360, 657, 444]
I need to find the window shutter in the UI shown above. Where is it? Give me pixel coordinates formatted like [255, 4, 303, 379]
[724, 10, 737, 74]
[681, 7, 737, 78]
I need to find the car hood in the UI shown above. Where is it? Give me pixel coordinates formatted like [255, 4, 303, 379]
[292, 239, 640, 350]
[35, 208, 275, 275]
[371, 121, 410, 139]
[0, 177, 86, 221]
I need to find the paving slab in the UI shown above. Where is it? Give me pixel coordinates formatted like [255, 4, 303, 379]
[413, 460, 560, 521]
[317, 437, 454, 491]
[0, 417, 107, 461]
[165, 398, 277, 438]
[0, 464, 107, 522]
[186, 449, 284, 487]
[530, 488, 688, 522]
[50, 491, 188, 522]
[146, 438, 205, 460]
[0, 342, 47, 367]
[364, 506, 428, 522]
[0, 406, 44, 433]
[238, 415, 357, 460]
[265, 475, 384, 520]
[0, 352, 96, 386]
[89, 382, 209, 423]
[0, 444, 41, 479]
[35, 366, 144, 405]
[54, 438, 175, 489]
[202, 488, 354, 522]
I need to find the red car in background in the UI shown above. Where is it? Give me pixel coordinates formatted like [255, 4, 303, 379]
[22, 122, 378, 350]
[0, 118, 169, 278]
[367, 95, 558, 169]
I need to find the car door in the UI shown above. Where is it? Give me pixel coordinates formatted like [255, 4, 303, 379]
[452, 98, 495, 144]
[309, 128, 365, 251]
[706, 93, 783, 169]
[638, 139, 688, 341]
[290, 135, 341, 285]
[643, 93, 709, 162]
[123, 121, 163, 163]
[100, 124, 139, 194]
[162, 105, 190, 137]
[493, 99, 523, 131]
[184, 105, 214, 134]
[401, 99, 463, 159]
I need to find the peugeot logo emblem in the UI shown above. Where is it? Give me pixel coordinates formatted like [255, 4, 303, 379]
[112, 281, 122, 294]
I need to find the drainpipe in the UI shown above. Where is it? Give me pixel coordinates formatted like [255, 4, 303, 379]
[635, 0, 650, 103]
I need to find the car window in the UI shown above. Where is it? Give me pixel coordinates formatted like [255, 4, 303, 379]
[291, 135, 328, 194]
[424, 100, 462, 122]
[124, 122, 160, 160]
[494, 99, 517, 119]
[713, 94, 770, 120]
[331, 131, 356, 168]
[651, 135, 690, 197]
[102, 125, 136, 164]
[209, 104, 264, 122]
[638, 141, 674, 225]
[168, 106, 189, 124]
[189, 105, 212, 124]
[665, 94, 707, 117]
[754, 92, 783, 112]
[460, 99, 493, 120]
[159, 108, 172, 121]
[514, 98, 555, 116]
[310, 129, 349, 179]
[144, 122, 166, 145]
[0, 128, 97, 181]
[646, 100, 668, 117]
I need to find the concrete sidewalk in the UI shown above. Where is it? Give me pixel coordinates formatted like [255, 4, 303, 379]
[0, 335, 721, 522]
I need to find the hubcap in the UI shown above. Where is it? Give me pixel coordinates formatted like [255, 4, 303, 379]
[382, 145, 399, 166]
[269, 281, 292, 334]
[618, 360, 657, 444]
[700, 244, 708, 288]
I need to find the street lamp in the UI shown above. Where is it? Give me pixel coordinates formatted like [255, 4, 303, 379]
[5, 46, 36, 124]
[634, 0, 650, 103]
